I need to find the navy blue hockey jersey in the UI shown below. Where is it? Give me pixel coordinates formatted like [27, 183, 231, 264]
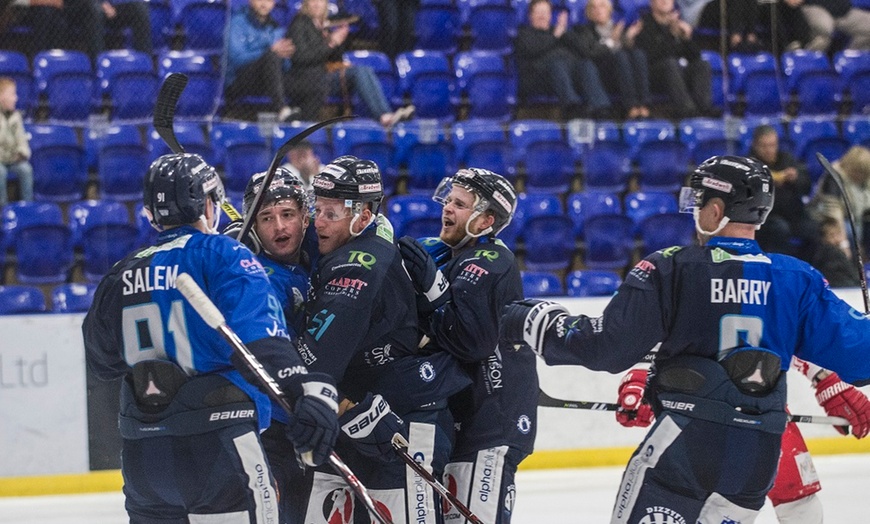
[543, 237, 870, 386]
[83, 225, 308, 430]
[426, 238, 537, 456]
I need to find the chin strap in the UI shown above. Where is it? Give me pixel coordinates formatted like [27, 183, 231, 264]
[694, 209, 730, 237]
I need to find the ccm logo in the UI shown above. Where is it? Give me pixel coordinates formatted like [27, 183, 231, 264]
[345, 397, 388, 435]
[209, 409, 255, 421]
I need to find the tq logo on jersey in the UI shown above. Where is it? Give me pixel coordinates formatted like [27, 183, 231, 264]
[474, 249, 498, 261]
[348, 250, 376, 269]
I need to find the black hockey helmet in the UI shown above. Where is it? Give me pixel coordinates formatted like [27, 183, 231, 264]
[683, 155, 774, 226]
[143, 152, 225, 228]
[312, 155, 383, 212]
[243, 167, 310, 217]
[433, 167, 517, 235]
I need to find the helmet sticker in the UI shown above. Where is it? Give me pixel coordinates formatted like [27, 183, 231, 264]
[321, 164, 346, 177]
[313, 178, 335, 189]
[358, 183, 382, 193]
[701, 177, 733, 193]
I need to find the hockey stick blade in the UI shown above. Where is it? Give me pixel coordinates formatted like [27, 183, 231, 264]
[539, 389, 850, 426]
[816, 152, 870, 314]
[236, 114, 355, 246]
[175, 273, 393, 524]
[390, 434, 486, 524]
[153, 73, 188, 154]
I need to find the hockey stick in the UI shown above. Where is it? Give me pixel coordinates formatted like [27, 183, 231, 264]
[175, 273, 393, 524]
[538, 390, 850, 426]
[816, 152, 870, 314]
[235, 114, 353, 246]
[390, 434, 486, 524]
[152, 73, 244, 221]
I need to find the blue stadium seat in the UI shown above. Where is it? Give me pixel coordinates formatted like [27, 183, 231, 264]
[582, 214, 634, 269]
[396, 51, 456, 121]
[509, 119, 563, 181]
[26, 124, 88, 202]
[414, 4, 461, 53]
[342, 0, 380, 40]
[581, 140, 631, 192]
[522, 271, 565, 297]
[454, 51, 515, 121]
[789, 116, 850, 182]
[344, 50, 399, 108]
[834, 50, 870, 115]
[96, 50, 158, 120]
[566, 269, 622, 297]
[51, 283, 97, 313]
[148, 123, 214, 163]
[523, 138, 575, 194]
[274, 121, 333, 167]
[452, 119, 510, 175]
[0, 285, 47, 314]
[728, 53, 783, 116]
[635, 140, 690, 192]
[33, 50, 94, 122]
[67, 199, 131, 248]
[158, 51, 221, 118]
[333, 119, 397, 192]
[567, 120, 621, 161]
[135, 202, 159, 247]
[781, 50, 839, 115]
[565, 0, 590, 24]
[386, 194, 442, 238]
[174, 0, 228, 52]
[500, 191, 561, 250]
[143, 0, 173, 51]
[701, 50, 726, 111]
[211, 122, 272, 197]
[2, 200, 64, 249]
[625, 191, 679, 235]
[82, 223, 141, 282]
[522, 215, 575, 271]
[15, 224, 74, 284]
[623, 119, 676, 158]
[95, 125, 150, 201]
[0, 50, 35, 115]
[566, 190, 621, 238]
[844, 116, 870, 147]
[466, 1, 517, 54]
[617, 0, 649, 24]
[639, 212, 695, 255]
[393, 121, 455, 194]
[679, 117, 737, 164]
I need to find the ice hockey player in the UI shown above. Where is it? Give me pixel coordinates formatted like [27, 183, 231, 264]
[398, 167, 536, 524]
[501, 155, 870, 523]
[82, 153, 340, 523]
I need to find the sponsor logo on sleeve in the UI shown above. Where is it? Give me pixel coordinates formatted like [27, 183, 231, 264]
[628, 259, 656, 282]
[457, 262, 489, 285]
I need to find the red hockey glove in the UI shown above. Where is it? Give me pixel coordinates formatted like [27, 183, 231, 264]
[616, 369, 654, 428]
[815, 372, 870, 438]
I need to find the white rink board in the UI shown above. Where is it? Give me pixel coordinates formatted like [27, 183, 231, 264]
[0, 313, 89, 477]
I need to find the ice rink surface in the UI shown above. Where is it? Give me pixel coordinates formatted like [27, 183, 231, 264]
[1, 453, 868, 523]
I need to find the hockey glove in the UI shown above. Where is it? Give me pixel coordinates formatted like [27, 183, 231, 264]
[222, 219, 262, 255]
[417, 236, 452, 268]
[814, 372, 870, 438]
[282, 371, 340, 467]
[500, 299, 569, 357]
[398, 236, 450, 314]
[616, 369, 654, 428]
[339, 393, 407, 462]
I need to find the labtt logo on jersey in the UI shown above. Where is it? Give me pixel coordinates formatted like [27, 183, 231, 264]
[457, 263, 489, 285]
[628, 259, 656, 283]
[240, 257, 265, 275]
[324, 276, 368, 300]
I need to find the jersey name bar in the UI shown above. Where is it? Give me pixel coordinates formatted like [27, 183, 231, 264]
[122, 265, 180, 295]
[710, 278, 771, 305]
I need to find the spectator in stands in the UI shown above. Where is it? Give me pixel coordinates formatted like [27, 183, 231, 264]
[758, 0, 817, 52]
[566, 0, 651, 119]
[798, 0, 870, 51]
[280, 140, 323, 191]
[374, 0, 419, 59]
[750, 124, 818, 260]
[812, 215, 860, 287]
[0, 77, 32, 207]
[286, 0, 414, 126]
[515, 0, 613, 120]
[827, 146, 870, 249]
[226, 0, 298, 122]
[634, 0, 719, 118]
[64, 0, 153, 59]
[6, 0, 64, 55]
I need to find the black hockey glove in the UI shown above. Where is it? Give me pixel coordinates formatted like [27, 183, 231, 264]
[500, 299, 569, 357]
[339, 393, 407, 462]
[222, 219, 262, 255]
[398, 236, 450, 314]
[282, 371, 340, 467]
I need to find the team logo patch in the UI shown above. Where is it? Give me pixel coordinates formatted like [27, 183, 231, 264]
[419, 361, 436, 382]
[639, 506, 687, 524]
[516, 415, 532, 434]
